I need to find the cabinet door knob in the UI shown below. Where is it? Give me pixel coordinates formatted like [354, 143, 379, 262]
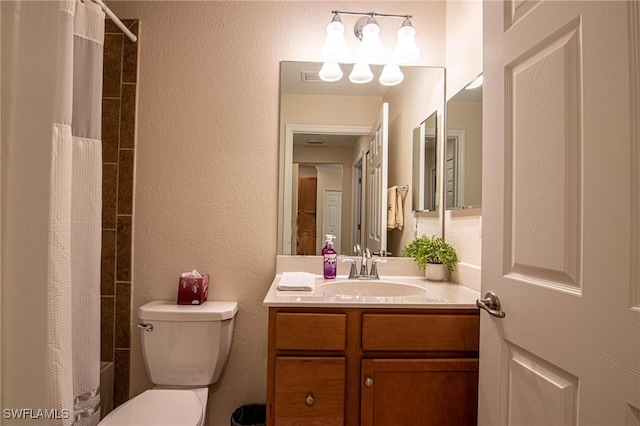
[365, 377, 374, 387]
[305, 394, 314, 406]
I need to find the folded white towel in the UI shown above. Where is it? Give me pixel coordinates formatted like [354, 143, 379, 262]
[277, 272, 316, 291]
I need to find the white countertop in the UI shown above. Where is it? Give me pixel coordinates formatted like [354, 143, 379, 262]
[263, 274, 481, 309]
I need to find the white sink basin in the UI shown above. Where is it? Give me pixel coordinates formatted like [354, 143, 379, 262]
[317, 280, 427, 297]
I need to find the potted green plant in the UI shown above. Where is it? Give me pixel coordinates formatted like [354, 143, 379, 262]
[402, 235, 458, 281]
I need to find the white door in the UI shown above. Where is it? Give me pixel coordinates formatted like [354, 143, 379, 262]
[352, 157, 363, 253]
[480, 1, 640, 425]
[366, 103, 389, 253]
[323, 189, 342, 253]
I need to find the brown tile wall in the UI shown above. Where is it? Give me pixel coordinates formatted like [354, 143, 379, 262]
[101, 19, 139, 409]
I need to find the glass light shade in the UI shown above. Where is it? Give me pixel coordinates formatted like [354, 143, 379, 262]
[392, 24, 420, 63]
[319, 62, 343, 82]
[465, 75, 483, 89]
[379, 64, 404, 86]
[349, 63, 374, 84]
[321, 20, 348, 61]
[357, 22, 385, 63]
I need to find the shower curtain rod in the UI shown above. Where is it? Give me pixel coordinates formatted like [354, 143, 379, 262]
[90, 0, 137, 42]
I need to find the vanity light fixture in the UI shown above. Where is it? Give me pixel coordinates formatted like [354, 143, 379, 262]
[321, 13, 349, 61]
[349, 63, 374, 84]
[379, 64, 404, 86]
[355, 16, 386, 63]
[319, 10, 420, 87]
[393, 18, 421, 63]
[319, 62, 343, 82]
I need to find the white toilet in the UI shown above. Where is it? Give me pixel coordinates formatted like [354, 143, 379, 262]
[99, 300, 238, 426]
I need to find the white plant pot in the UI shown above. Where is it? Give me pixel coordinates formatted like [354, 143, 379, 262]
[425, 264, 447, 281]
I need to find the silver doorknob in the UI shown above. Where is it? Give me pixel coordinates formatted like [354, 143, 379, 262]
[365, 377, 374, 387]
[305, 394, 314, 406]
[476, 292, 506, 318]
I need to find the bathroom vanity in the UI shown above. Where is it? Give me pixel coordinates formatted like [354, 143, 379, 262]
[263, 269, 480, 426]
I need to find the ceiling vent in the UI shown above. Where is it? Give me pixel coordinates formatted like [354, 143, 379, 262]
[301, 71, 324, 83]
[306, 138, 325, 145]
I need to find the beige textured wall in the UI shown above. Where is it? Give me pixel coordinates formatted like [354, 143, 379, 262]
[106, 2, 445, 425]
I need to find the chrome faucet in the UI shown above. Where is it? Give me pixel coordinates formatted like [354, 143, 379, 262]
[369, 257, 387, 279]
[360, 248, 371, 276]
[340, 248, 387, 280]
[340, 257, 359, 279]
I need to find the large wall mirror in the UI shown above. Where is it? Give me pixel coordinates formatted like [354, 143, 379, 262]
[446, 74, 482, 209]
[278, 61, 444, 256]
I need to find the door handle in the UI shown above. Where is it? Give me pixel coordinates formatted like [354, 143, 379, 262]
[476, 292, 506, 318]
[137, 323, 154, 332]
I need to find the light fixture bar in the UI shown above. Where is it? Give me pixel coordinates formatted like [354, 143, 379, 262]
[331, 10, 412, 20]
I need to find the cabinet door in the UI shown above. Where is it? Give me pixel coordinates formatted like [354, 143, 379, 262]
[275, 357, 345, 426]
[361, 359, 478, 426]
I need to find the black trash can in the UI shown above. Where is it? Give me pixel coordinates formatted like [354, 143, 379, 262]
[230, 404, 266, 426]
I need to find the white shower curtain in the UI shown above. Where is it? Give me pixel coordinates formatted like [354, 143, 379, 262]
[2, 1, 104, 425]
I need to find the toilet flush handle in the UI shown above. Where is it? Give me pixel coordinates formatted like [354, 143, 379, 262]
[137, 323, 153, 332]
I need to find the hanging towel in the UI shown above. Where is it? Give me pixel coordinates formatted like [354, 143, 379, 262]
[387, 186, 408, 230]
[387, 186, 398, 230]
[395, 188, 408, 230]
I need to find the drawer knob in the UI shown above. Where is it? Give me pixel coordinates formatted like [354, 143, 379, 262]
[305, 394, 314, 406]
[365, 377, 374, 387]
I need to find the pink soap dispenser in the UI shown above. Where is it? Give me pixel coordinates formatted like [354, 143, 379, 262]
[322, 234, 337, 279]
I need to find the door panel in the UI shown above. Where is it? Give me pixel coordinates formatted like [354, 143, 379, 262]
[297, 177, 317, 255]
[361, 359, 478, 426]
[506, 345, 578, 425]
[323, 190, 342, 253]
[480, 1, 640, 424]
[505, 13, 582, 290]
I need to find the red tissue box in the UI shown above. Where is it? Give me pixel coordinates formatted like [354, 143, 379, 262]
[177, 275, 209, 305]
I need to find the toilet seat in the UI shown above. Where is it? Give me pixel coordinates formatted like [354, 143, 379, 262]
[99, 389, 204, 426]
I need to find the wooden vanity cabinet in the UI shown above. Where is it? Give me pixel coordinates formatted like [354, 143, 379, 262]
[360, 313, 479, 426]
[266, 308, 479, 426]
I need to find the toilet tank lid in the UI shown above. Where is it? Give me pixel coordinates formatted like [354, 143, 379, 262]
[139, 301, 238, 321]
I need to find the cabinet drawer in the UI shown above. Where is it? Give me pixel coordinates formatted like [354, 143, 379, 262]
[362, 314, 479, 352]
[274, 357, 345, 425]
[275, 313, 346, 351]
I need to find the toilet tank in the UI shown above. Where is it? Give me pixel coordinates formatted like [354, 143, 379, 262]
[138, 301, 238, 387]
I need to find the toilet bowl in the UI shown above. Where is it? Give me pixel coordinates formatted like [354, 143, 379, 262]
[99, 301, 238, 426]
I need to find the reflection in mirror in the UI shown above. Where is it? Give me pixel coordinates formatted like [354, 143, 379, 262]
[278, 61, 445, 256]
[446, 74, 482, 209]
[412, 111, 438, 212]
